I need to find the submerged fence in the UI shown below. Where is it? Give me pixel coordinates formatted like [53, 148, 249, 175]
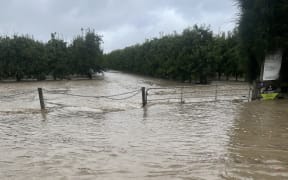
[142, 84, 252, 106]
[0, 84, 252, 111]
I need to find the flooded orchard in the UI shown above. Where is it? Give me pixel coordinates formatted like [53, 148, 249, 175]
[0, 71, 288, 179]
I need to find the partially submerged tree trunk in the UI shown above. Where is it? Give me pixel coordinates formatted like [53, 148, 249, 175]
[15, 72, 23, 82]
[218, 72, 222, 81]
[87, 73, 92, 79]
[199, 74, 208, 84]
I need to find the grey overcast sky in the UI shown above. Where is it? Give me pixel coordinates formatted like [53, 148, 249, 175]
[0, 0, 239, 52]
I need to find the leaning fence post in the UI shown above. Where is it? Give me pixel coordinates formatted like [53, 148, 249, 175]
[141, 87, 147, 107]
[38, 88, 45, 110]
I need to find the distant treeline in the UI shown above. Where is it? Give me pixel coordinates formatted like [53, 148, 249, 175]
[105, 0, 288, 84]
[104, 25, 246, 84]
[0, 30, 103, 81]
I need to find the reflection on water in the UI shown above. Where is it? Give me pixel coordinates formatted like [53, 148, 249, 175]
[0, 71, 287, 179]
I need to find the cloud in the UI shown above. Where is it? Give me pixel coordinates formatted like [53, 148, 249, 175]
[148, 8, 190, 32]
[0, 0, 239, 52]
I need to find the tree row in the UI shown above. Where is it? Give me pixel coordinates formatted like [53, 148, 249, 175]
[0, 30, 103, 81]
[104, 25, 245, 84]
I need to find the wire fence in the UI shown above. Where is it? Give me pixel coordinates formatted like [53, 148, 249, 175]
[146, 84, 252, 104]
[43, 89, 141, 101]
[0, 83, 252, 111]
[0, 90, 37, 102]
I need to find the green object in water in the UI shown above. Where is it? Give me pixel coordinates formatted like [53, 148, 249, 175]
[261, 93, 279, 100]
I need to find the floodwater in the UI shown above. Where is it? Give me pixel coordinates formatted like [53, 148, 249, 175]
[0, 71, 287, 180]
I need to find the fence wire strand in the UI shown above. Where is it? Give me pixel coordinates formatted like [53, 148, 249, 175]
[146, 85, 251, 103]
[44, 89, 141, 100]
[0, 90, 36, 98]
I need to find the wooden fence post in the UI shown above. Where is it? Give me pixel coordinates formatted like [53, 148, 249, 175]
[142, 87, 147, 107]
[215, 84, 218, 101]
[248, 86, 252, 102]
[180, 87, 184, 104]
[251, 81, 259, 100]
[38, 88, 45, 110]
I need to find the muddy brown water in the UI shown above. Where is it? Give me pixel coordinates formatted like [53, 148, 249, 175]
[0, 71, 287, 179]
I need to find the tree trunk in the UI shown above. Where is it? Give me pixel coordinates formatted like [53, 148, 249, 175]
[15, 72, 22, 82]
[16, 75, 21, 82]
[218, 72, 221, 80]
[226, 75, 229, 81]
[199, 74, 207, 84]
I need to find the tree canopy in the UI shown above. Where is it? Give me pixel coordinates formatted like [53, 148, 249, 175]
[237, 0, 288, 82]
[104, 26, 245, 84]
[0, 29, 103, 81]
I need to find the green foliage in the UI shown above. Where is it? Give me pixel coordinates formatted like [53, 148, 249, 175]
[70, 30, 103, 78]
[104, 26, 244, 83]
[236, 0, 288, 82]
[0, 30, 103, 81]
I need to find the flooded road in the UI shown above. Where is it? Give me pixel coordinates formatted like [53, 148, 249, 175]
[0, 71, 288, 179]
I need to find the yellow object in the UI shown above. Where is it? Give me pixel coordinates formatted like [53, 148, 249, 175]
[261, 93, 279, 100]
